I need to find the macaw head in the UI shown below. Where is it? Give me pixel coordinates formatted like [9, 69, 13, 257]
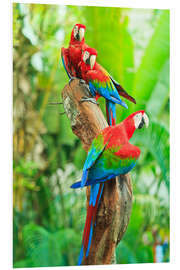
[123, 110, 149, 140]
[82, 48, 98, 69]
[132, 110, 149, 129]
[71, 24, 86, 42]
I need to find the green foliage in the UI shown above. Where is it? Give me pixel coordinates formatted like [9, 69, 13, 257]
[116, 193, 169, 263]
[133, 10, 170, 108]
[116, 201, 154, 264]
[131, 121, 169, 188]
[14, 223, 81, 267]
[13, 3, 169, 267]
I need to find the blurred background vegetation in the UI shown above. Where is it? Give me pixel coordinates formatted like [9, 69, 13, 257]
[13, 3, 170, 267]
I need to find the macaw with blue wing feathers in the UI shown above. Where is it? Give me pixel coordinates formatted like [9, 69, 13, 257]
[79, 47, 136, 126]
[61, 25, 136, 121]
[71, 110, 149, 265]
[61, 24, 88, 79]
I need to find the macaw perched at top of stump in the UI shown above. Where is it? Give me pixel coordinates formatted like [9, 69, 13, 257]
[61, 23, 89, 79]
[61, 25, 136, 124]
[71, 110, 149, 265]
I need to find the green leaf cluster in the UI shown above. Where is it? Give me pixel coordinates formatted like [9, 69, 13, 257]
[13, 3, 169, 267]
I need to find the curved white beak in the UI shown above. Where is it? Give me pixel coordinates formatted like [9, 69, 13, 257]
[90, 55, 96, 69]
[143, 112, 149, 128]
[79, 28, 85, 42]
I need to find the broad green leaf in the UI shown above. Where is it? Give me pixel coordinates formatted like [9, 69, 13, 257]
[83, 6, 134, 90]
[22, 223, 81, 266]
[131, 121, 169, 189]
[146, 59, 169, 117]
[133, 10, 170, 108]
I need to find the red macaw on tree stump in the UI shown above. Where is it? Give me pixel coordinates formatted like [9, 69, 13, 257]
[71, 110, 149, 265]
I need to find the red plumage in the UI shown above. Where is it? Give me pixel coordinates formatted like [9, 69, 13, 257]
[75, 110, 149, 265]
[61, 24, 89, 78]
[103, 110, 145, 144]
[79, 48, 108, 86]
[82, 183, 103, 251]
[61, 26, 136, 105]
[79, 47, 136, 104]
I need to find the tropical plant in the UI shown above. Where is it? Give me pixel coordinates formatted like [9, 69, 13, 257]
[13, 3, 169, 267]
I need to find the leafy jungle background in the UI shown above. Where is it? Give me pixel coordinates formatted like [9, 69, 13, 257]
[13, 3, 170, 267]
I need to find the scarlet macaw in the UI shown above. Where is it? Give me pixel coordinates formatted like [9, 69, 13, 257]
[61, 25, 136, 110]
[71, 110, 149, 264]
[79, 47, 136, 126]
[61, 24, 88, 79]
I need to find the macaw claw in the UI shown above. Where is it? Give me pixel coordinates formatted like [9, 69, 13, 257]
[80, 96, 99, 105]
[69, 77, 77, 85]
[79, 79, 86, 85]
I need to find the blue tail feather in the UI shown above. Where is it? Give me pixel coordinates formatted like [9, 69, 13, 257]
[77, 183, 103, 265]
[71, 173, 117, 189]
[86, 220, 93, 257]
[106, 100, 116, 126]
[70, 169, 88, 189]
[98, 183, 104, 205]
[70, 181, 81, 189]
[110, 96, 128, 109]
[94, 183, 104, 227]
[78, 245, 84, 265]
[61, 54, 71, 79]
[77, 220, 93, 265]
[81, 170, 88, 187]
[90, 183, 101, 206]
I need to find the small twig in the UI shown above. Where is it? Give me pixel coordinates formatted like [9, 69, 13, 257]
[48, 102, 63, 105]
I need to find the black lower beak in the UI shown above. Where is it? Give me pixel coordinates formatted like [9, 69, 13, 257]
[86, 57, 90, 65]
[75, 33, 80, 41]
[138, 117, 145, 129]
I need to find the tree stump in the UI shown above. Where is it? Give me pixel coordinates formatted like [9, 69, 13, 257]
[61, 79, 133, 265]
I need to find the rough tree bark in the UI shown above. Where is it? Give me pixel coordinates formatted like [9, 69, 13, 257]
[61, 79, 133, 265]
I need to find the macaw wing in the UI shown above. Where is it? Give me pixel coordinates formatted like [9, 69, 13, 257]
[61, 47, 71, 79]
[110, 76, 136, 104]
[81, 132, 112, 187]
[86, 70, 127, 107]
[81, 143, 141, 187]
[114, 142, 141, 160]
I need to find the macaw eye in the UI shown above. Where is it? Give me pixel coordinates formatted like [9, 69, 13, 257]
[133, 112, 149, 129]
[133, 113, 143, 129]
[74, 26, 78, 35]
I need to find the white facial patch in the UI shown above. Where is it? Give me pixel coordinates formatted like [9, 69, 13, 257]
[74, 26, 78, 38]
[133, 113, 143, 129]
[90, 55, 96, 69]
[83, 51, 90, 62]
[79, 28, 85, 41]
[143, 113, 149, 128]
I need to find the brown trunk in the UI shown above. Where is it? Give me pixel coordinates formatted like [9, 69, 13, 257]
[61, 79, 133, 265]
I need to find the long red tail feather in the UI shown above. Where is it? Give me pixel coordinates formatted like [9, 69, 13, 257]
[82, 183, 103, 252]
